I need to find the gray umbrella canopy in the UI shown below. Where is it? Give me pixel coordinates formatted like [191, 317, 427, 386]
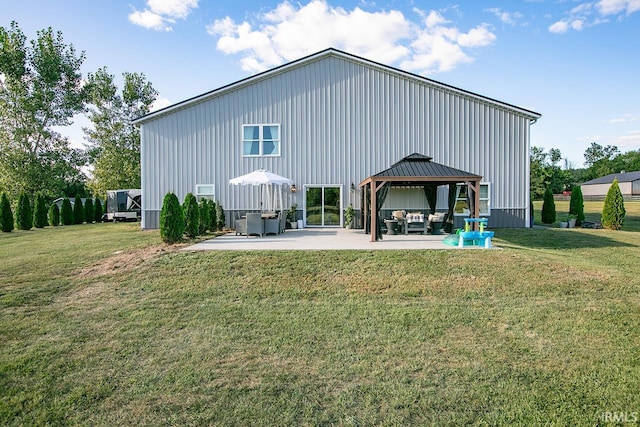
[229, 169, 293, 211]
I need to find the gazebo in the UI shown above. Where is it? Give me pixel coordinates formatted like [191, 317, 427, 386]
[359, 153, 483, 242]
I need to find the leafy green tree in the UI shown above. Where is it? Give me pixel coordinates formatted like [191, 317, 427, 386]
[16, 191, 32, 230]
[183, 193, 199, 238]
[84, 68, 158, 196]
[160, 192, 184, 244]
[33, 192, 48, 228]
[199, 197, 210, 234]
[583, 142, 620, 181]
[208, 199, 217, 232]
[73, 195, 84, 224]
[84, 198, 94, 224]
[530, 147, 573, 199]
[60, 197, 73, 225]
[216, 202, 225, 230]
[0, 192, 14, 232]
[541, 187, 556, 224]
[94, 198, 103, 222]
[601, 179, 625, 230]
[48, 202, 60, 226]
[569, 185, 585, 226]
[0, 22, 87, 199]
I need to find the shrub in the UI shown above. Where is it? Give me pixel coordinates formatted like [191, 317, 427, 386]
[48, 203, 60, 226]
[84, 198, 94, 224]
[602, 178, 625, 230]
[216, 202, 225, 230]
[73, 195, 84, 224]
[183, 193, 199, 238]
[61, 198, 74, 225]
[94, 198, 103, 223]
[33, 193, 48, 228]
[0, 192, 14, 232]
[160, 192, 184, 244]
[569, 185, 585, 226]
[541, 187, 556, 224]
[208, 200, 217, 232]
[199, 197, 210, 234]
[17, 192, 33, 230]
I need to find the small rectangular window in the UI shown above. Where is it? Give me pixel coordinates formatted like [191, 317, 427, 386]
[196, 184, 215, 200]
[242, 124, 280, 157]
[455, 183, 490, 216]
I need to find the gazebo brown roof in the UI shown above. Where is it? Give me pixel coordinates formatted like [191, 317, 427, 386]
[359, 153, 483, 242]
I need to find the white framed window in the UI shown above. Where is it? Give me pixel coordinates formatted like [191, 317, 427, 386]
[455, 183, 491, 216]
[242, 124, 280, 157]
[196, 184, 215, 200]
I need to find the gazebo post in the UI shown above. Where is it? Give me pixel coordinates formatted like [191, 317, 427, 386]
[370, 180, 377, 242]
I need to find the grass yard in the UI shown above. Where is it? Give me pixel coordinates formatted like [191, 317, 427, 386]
[1, 210, 639, 425]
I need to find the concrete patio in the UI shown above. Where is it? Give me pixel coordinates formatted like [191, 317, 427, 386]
[184, 228, 493, 251]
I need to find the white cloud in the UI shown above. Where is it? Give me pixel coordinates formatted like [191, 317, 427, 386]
[611, 130, 640, 149]
[596, 0, 640, 15]
[550, 0, 639, 34]
[606, 113, 640, 123]
[485, 8, 524, 25]
[129, 0, 198, 31]
[150, 96, 172, 112]
[206, 0, 496, 75]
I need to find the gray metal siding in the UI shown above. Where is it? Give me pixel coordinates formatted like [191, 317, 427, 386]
[140, 55, 534, 229]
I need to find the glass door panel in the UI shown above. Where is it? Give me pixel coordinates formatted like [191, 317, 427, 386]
[323, 187, 341, 226]
[305, 187, 323, 226]
[305, 186, 342, 227]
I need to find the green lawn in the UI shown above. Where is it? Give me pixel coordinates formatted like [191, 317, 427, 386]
[1, 214, 639, 425]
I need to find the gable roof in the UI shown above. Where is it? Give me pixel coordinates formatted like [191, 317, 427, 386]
[582, 171, 640, 185]
[360, 153, 482, 186]
[133, 48, 541, 125]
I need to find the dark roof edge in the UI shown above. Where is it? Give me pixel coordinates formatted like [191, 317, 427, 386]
[133, 47, 542, 125]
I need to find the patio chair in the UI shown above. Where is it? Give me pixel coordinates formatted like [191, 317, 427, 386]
[427, 212, 446, 234]
[235, 216, 247, 236]
[246, 213, 264, 237]
[264, 216, 280, 235]
[279, 211, 286, 233]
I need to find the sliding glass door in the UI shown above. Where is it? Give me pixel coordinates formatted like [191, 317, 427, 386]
[305, 186, 342, 227]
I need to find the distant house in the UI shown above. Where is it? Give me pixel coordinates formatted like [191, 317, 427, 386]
[133, 48, 541, 229]
[581, 171, 640, 199]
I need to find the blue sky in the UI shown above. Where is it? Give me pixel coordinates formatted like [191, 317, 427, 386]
[3, 0, 640, 168]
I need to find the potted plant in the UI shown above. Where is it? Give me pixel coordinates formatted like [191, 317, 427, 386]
[344, 204, 355, 229]
[567, 214, 577, 228]
[287, 204, 298, 229]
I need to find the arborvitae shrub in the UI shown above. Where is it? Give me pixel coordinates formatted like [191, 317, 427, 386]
[17, 192, 33, 230]
[73, 195, 84, 224]
[199, 197, 210, 234]
[208, 200, 217, 232]
[569, 185, 585, 226]
[48, 203, 60, 226]
[84, 198, 94, 224]
[602, 178, 625, 230]
[61, 198, 74, 225]
[94, 198, 103, 223]
[216, 202, 225, 230]
[160, 192, 184, 244]
[33, 193, 48, 228]
[541, 187, 556, 224]
[0, 192, 14, 232]
[183, 193, 199, 238]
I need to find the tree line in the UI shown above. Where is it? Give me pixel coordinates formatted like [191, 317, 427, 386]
[1, 21, 157, 205]
[530, 142, 640, 200]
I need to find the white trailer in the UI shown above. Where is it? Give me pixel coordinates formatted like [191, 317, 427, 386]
[103, 189, 141, 222]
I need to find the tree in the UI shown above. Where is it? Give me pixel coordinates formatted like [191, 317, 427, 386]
[541, 187, 556, 224]
[0, 192, 14, 232]
[94, 197, 103, 222]
[73, 195, 84, 224]
[16, 191, 32, 230]
[530, 147, 573, 199]
[84, 68, 158, 196]
[216, 202, 225, 230]
[583, 142, 620, 181]
[48, 202, 60, 226]
[183, 192, 199, 238]
[208, 199, 217, 232]
[569, 185, 585, 226]
[199, 197, 210, 234]
[601, 178, 625, 230]
[33, 192, 48, 228]
[61, 197, 73, 225]
[84, 198, 94, 224]
[0, 22, 87, 199]
[160, 192, 184, 244]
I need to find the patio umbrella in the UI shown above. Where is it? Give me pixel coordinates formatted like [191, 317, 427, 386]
[229, 169, 293, 211]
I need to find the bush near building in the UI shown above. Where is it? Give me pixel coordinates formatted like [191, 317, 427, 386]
[33, 193, 48, 228]
[183, 193, 200, 238]
[0, 192, 14, 232]
[84, 198, 94, 224]
[569, 185, 585, 226]
[73, 195, 84, 224]
[160, 192, 184, 244]
[48, 203, 60, 226]
[541, 187, 556, 224]
[94, 198, 103, 223]
[61, 198, 74, 225]
[17, 192, 33, 230]
[602, 178, 625, 230]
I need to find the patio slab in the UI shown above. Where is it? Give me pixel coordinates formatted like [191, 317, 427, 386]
[183, 228, 494, 251]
